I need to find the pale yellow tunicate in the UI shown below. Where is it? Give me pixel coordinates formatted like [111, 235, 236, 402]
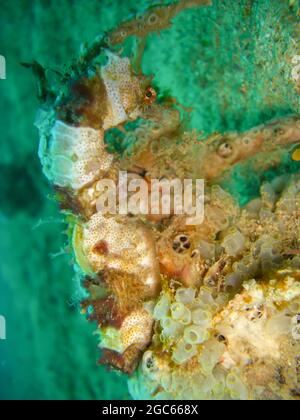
[153, 294, 171, 321]
[161, 317, 184, 339]
[183, 325, 207, 345]
[191, 308, 212, 326]
[175, 287, 196, 304]
[178, 306, 192, 325]
[170, 302, 186, 320]
[172, 339, 197, 365]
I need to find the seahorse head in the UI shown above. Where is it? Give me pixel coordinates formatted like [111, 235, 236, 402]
[101, 51, 156, 129]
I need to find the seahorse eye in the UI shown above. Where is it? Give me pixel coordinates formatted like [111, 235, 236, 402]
[144, 86, 157, 104]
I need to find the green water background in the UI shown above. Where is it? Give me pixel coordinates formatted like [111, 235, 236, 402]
[0, 0, 299, 399]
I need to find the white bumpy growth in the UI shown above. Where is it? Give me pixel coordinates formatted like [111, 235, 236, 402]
[41, 121, 113, 190]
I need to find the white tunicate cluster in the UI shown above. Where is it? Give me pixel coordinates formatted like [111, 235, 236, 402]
[130, 274, 300, 401]
[153, 286, 217, 365]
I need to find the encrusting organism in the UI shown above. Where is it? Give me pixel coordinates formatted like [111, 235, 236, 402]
[34, 0, 300, 399]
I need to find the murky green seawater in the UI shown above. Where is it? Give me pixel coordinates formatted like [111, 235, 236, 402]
[0, 0, 299, 399]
